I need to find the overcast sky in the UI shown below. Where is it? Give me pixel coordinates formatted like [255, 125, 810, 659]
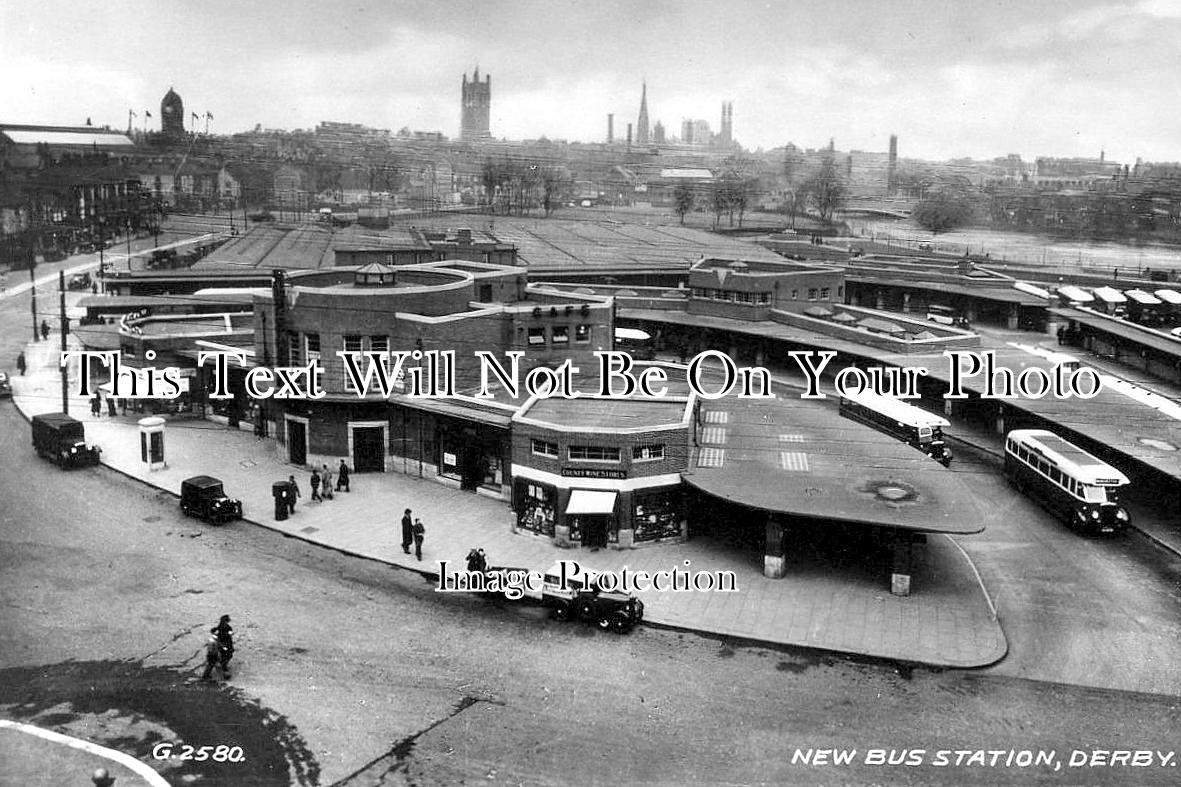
[3, 1, 1179, 164]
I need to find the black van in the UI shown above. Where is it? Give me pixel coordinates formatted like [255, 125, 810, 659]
[180, 476, 243, 524]
[31, 413, 101, 468]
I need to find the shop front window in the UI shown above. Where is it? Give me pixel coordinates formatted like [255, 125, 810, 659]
[518, 482, 555, 535]
[440, 446, 462, 480]
[633, 490, 682, 542]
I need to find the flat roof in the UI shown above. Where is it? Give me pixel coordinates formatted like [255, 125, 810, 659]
[685, 395, 986, 533]
[2, 128, 134, 147]
[846, 275, 1047, 306]
[1052, 307, 1181, 358]
[520, 396, 688, 430]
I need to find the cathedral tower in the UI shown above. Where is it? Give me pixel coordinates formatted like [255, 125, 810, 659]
[461, 69, 492, 141]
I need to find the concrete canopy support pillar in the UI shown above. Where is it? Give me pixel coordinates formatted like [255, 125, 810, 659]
[890, 531, 913, 597]
[1006, 303, 1020, 330]
[764, 515, 787, 579]
[995, 403, 1006, 436]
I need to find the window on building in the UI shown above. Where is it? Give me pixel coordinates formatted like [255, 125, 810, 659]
[758, 292, 771, 304]
[528, 327, 546, 346]
[343, 335, 362, 353]
[370, 335, 389, 353]
[575, 324, 590, 343]
[531, 439, 559, 458]
[791, 289, 798, 300]
[820, 287, 831, 300]
[568, 445, 621, 462]
[552, 325, 569, 344]
[305, 333, 321, 364]
[837, 285, 844, 299]
[807, 288, 818, 301]
[288, 334, 301, 364]
[633, 444, 665, 461]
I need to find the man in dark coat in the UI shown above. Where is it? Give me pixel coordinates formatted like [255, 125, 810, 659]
[214, 614, 234, 678]
[401, 508, 413, 554]
[412, 518, 426, 561]
[336, 459, 350, 492]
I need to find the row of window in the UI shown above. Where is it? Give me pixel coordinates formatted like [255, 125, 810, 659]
[689, 286, 844, 303]
[532, 439, 665, 462]
[1008, 442, 1109, 503]
[526, 325, 591, 346]
[690, 288, 772, 304]
[290, 333, 390, 363]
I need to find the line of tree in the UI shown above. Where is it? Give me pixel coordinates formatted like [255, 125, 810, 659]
[480, 158, 572, 216]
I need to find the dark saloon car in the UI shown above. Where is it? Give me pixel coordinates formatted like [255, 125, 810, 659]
[180, 475, 243, 524]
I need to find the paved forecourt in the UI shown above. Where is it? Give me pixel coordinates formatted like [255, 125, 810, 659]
[10, 337, 1005, 668]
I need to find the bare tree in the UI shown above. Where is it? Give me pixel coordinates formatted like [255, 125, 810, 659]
[673, 182, 695, 224]
[801, 154, 845, 224]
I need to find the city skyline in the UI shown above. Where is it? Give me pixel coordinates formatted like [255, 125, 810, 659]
[3, 0, 1180, 163]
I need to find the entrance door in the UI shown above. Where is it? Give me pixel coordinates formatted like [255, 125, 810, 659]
[353, 427, 384, 472]
[288, 421, 306, 465]
[461, 448, 481, 491]
[582, 515, 610, 548]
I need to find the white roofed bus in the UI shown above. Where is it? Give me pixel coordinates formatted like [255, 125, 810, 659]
[1004, 429, 1130, 535]
[838, 389, 953, 466]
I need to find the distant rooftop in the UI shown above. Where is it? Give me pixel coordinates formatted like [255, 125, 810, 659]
[0, 124, 135, 148]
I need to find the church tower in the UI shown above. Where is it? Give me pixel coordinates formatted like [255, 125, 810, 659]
[161, 87, 185, 141]
[636, 82, 650, 145]
[461, 69, 492, 141]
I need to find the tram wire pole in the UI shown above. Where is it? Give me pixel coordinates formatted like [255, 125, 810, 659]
[28, 259, 37, 342]
[59, 270, 68, 414]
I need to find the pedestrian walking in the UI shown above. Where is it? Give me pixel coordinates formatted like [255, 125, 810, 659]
[214, 614, 234, 678]
[286, 475, 300, 514]
[412, 518, 426, 561]
[310, 468, 322, 502]
[106, 396, 116, 417]
[336, 459, 350, 492]
[16, 351, 26, 376]
[321, 464, 334, 500]
[90, 394, 102, 417]
[401, 508, 413, 554]
[201, 631, 224, 681]
[40, 320, 49, 341]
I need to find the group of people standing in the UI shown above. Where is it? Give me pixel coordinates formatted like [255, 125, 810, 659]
[280, 459, 351, 515]
[401, 508, 426, 560]
[310, 460, 350, 502]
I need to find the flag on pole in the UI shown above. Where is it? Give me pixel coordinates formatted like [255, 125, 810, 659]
[205, 111, 214, 120]
[130, 110, 138, 118]
[145, 110, 152, 118]
[192, 112, 200, 121]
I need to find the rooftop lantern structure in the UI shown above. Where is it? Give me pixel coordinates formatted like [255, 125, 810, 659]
[354, 262, 396, 287]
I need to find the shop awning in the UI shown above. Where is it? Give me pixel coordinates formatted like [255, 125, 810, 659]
[565, 489, 618, 515]
[1155, 289, 1181, 305]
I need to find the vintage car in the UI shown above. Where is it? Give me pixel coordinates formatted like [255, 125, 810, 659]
[180, 475, 243, 525]
[31, 413, 101, 468]
[0, 371, 11, 398]
[536, 562, 644, 634]
[67, 272, 93, 291]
